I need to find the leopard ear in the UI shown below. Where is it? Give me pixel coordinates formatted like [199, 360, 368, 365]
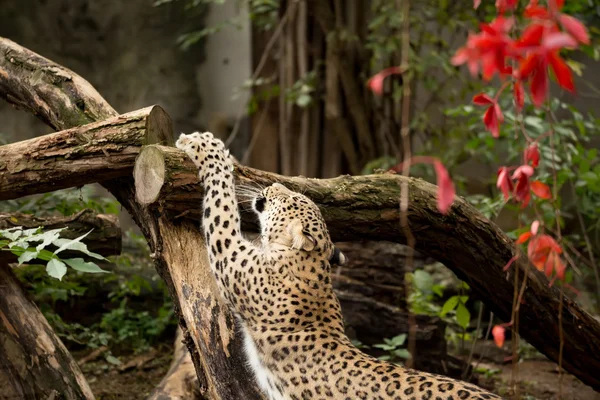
[287, 219, 316, 251]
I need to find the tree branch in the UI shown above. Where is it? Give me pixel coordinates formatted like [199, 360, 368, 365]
[0, 105, 172, 200]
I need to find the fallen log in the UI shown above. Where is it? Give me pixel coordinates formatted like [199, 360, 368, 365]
[0, 105, 172, 200]
[2, 36, 600, 393]
[0, 209, 122, 263]
[0, 262, 95, 400]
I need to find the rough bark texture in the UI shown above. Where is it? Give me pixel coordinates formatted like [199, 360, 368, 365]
[147, 328, 202, 400]
[0, 263, 95, 400]
[2, 37, 600, 393]
[0, 37, 261, 399]
[0, 209, 121, 263]
[0, 105, 172, 200]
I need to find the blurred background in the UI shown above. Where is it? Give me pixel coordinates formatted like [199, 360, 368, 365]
[1, 1, 600, 398]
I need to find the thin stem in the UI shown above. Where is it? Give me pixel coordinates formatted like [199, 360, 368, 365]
[397, 0, 416, 368]
[225, 2, 296, 148]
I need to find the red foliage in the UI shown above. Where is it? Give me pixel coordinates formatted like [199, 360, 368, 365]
[492, 325, 506, 347]
[433, 160, 456, 214]
[454, 0, 589, 118]
[524, 143, 540, 167]
[473, 93, 504, 137]
[531, 180, 552, 199]
[367, 67, 403, 95]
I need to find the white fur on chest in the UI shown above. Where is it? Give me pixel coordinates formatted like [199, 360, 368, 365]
[240, 322, 286, 400]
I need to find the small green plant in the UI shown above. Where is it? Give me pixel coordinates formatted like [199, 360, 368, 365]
[0, 226, 108, 280]
[474, 366, 502, 379]
[373, 334, 411, 362]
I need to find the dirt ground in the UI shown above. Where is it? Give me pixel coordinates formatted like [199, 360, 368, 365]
[78, 340, 600, 400]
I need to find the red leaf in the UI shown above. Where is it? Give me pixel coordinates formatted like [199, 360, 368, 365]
[559, 14, 590, 45]
[548, 51, 575, 92]
[492, 325, 506, 348]
[433, 160, 455, 214]
[473, 93, 495, 105]
[512, 165, 534, 178]
[513, 80, 525, 111]
[474, 0, 481, 9]
[516, 23, 545, 48]
[524, 4, 549, 18]
[554, 0, 564, 11]
[452, 42, 481, 77]
[367, 67, 403, 95]
[496, 0, 519, 13]
[483, 104, 503, 138]
[516, 232, 533, 244]
[519, 53, 539, 79]
[530, 64, 548, 107]
[512, 165, 533, 203]
[531, 180, 552, 199]
[545, 251, 567, 280]
[542, 32, 578, 50]
[528, 234, 562, 271]
[524, 143, 540, 167]
[496, 167, 514, 200]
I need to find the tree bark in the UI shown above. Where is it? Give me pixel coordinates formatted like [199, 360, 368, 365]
[147, 328, 202, 400]
[0, 209, 122, 263]
[0, 105, 172, 200]
[2, 37, 600, 393]
[0, 263, 95, 400]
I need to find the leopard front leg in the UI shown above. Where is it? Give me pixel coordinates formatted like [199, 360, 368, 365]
[176, 132, 268, 319]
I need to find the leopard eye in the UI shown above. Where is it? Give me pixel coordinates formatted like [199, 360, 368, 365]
[254, 196, 266, 213]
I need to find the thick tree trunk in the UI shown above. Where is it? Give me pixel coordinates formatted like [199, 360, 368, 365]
[0, 209, 122, 263]
[0, 263, 95, 400]
[2, 37, 600, 393]
[0, 105, 172, 200]
[147, 328, 202, 400]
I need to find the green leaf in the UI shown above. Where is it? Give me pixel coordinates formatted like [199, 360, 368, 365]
[64, 258, 109, 274]
[393, 349, 411, 359]
[456, 303, 471, 329]
[46, 259, 67, 281]
[296, 94, 312, 108]
[390, 334, 407, 346]
[0, 228, 23, 241]
[105, 354, 121, 365]
[53, 229, 93, 254]
[35, 228, 65, 251]
[373, 344, 395, 351]
[18, 250, 40, 265]
[53, 230, 106, 260]
[440, 296, 459, 316]
[412, 270, 433, 293]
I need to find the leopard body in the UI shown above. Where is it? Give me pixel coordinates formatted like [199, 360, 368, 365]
[176, 132, 502, 400]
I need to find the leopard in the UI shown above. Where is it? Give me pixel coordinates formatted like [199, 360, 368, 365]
[176, 131, 503, 400]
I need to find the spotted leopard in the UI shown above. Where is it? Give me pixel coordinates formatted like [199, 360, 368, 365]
[176, 131, 503, 400]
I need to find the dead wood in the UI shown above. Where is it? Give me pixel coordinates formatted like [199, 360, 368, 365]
[0, 105, 172, 200]
[0, 262, 95, 400]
